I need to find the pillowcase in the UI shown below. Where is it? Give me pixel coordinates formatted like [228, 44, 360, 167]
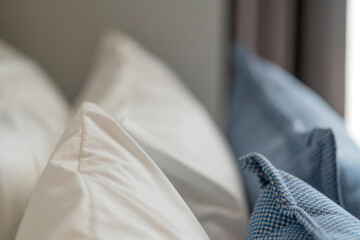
[0, 39, 69, 240]
[77, 31, 249, 239]
[227, 46, 360, 218]
[15, 103, 210, 240]
[240, 153, 360, 239]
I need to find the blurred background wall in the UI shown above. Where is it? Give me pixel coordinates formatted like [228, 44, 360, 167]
[0, 0, 230, 123]
[0, 0, 348, 121]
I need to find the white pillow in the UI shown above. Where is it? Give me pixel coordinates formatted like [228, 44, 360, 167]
[77, 31, 249, 239]
[15, 103, 210, 240]
[0, 39, 69, 240]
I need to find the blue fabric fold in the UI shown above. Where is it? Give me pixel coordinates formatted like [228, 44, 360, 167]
[240, 153, 360, 240]
[227, 46, 360, 218]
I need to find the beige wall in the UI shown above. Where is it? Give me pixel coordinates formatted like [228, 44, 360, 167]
[0, 0, 229, 122]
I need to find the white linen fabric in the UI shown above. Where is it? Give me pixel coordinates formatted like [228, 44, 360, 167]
[77, 31, 249, 239]
[15, 103, 210, 240]
[0, 39, 69, 240]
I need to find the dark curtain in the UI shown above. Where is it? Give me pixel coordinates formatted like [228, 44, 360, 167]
[233, 0, 346, 116]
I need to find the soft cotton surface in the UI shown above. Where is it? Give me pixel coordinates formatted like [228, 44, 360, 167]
[77, 31, 249, 239]
[15, 103, 210, 240]
[0, 39, 69, 240]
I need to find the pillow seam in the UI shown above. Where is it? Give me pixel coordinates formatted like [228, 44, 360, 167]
[77, 109, 98, 238]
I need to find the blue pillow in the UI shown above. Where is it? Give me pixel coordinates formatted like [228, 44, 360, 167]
[240, 153, 360, 239]
[227, 46, 360, 218]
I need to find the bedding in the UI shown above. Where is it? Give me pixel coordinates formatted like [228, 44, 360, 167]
[240, 153, 360, 239]
[0, 39, 69, 240]
[15, 103, 210, 240]
[76, 31, 249, 239]
[227, 46, 360, 219]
